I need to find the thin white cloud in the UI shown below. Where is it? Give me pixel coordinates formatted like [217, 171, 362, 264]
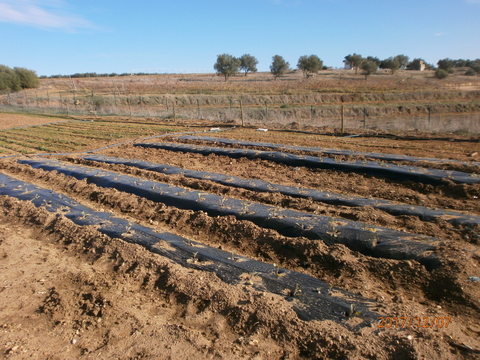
[466, 0, 480, 4]
[0, 0, 97, 31]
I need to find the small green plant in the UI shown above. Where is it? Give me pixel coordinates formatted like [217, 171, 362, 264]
[347, 303, 362, 317]
[184, 239, 196, 247]
[122, 225, 134, 236]
[296, 222, 313, 233]
[290, 284, 302, 297]
[186, 252, 199, 264]
[227, 250, 238, 261]
[58, 205, 70, 212]
[327, 218, 340, 237]
[273, 263, 286, 277]
[240, 200, 250, 214]
[328, 284, 334, 294]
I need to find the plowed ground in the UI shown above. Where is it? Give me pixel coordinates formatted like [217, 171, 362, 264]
[1, 114, 480, 359]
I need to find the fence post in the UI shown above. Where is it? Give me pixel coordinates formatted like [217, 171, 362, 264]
[311, 105, 315, 122]
[364, 107, 367, 130]
[265, 100, 268, 120]
[173, 99, 176, 122]
[197, 99, 201, 119]
[341, 105, 345, 133]
[240, 99, 244, 127]
[127, 97, 132, 118]
[427, 106, 432, 130]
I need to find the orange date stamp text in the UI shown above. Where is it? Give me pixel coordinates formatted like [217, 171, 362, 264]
[378, 317, 451, 329]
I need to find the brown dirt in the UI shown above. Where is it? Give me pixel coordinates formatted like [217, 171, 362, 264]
[1, 121, 480, 359]
[0, 113, 65, 130]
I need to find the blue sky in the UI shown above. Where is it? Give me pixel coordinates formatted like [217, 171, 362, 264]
[1, 0, 479, 76]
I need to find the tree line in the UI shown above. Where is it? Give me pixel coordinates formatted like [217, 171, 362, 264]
[0, 65, 40, 92]
[214, 53, 480, 80]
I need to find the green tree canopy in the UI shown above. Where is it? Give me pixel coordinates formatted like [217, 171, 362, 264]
[0, 65, 40, 92]
[394, 54, 409, 69]
[360, 60, 378, 80]
[0, 65, 21, 92]
[365, 56, 381, 67]
[297, 55, 323, 77]
[270, 55, 289, 80]
[468, 59, 480, 74]
[14, 67, 40, 89]
[239, 54, 258, 76]
[380, 57, 401, 74]
[344, 53, 363, 74]
[214, 54, 240, 81]
[437, 58, 456, 72]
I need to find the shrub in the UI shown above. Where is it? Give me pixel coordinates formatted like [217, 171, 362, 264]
[0, 65, 21, 92]
[14, 67, 40, 89]
[434, 69, 449, 79]
[0, 65, 40, 92]
[465, 68, 476, 76]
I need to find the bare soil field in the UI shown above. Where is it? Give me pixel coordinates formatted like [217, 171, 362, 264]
[1, 110, 480, 359]
[0, 113, 66, 130]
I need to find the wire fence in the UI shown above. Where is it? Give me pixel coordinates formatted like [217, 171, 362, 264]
[2, 91, 480, 134]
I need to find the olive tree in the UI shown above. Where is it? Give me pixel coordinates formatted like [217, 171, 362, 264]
[344, 53, 363, 73]
[239, 54, 258, 76]
[360, 60, 378, 80]
[437, 58, 456, 72]
[214, 54, 240, 81]
[394, 54, 409, 69]
[270, 55, 289, 80]
[380, 57, 401, 74]
[297, 55, 323, 77]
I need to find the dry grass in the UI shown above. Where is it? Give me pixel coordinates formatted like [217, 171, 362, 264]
[1, 69, 479, 135]
[33, 69, 480, 96]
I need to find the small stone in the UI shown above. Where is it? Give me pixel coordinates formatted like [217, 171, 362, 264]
[72, 339, 77, 344]
[407, 335, 413, 340]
